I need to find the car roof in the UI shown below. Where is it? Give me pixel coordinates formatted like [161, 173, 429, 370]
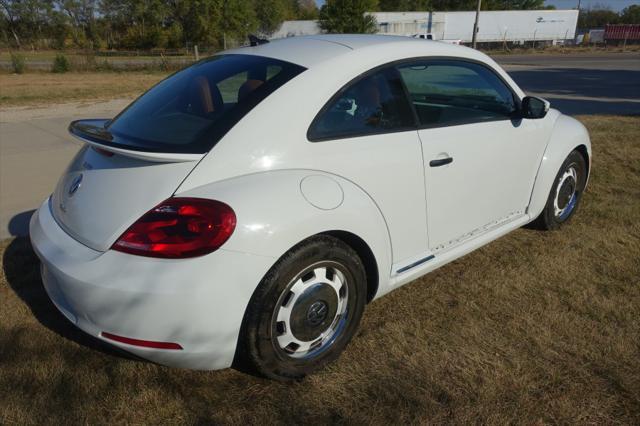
[224, 34, 480, 69]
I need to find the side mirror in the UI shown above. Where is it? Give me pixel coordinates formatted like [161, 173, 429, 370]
[520, 96, 550, 119]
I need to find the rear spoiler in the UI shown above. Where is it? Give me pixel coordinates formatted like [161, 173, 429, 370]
[69, 119, 204, 163]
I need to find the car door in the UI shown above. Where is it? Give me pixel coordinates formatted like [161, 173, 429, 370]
[397, 59, 547, 252]
[307, 66, 429, 269]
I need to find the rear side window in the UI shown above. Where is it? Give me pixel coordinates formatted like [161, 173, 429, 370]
[308, 68, 415, 141]
[397, 60, 517, 128]
[75, 55, 305, 154]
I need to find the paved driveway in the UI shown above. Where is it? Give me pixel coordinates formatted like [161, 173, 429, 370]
[1, 52, 639, 239]
[0, 102, 127, 239]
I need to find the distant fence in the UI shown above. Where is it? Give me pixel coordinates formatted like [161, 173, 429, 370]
[0, 50, 199, 72]
[92, 47, 217, 57]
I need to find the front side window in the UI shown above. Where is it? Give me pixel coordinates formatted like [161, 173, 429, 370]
[397, 60, 517, 128]
[71, 55, 305, 154]
[308, 68, 415, 141]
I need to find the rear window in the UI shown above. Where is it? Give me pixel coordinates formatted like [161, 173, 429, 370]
[73, 55, 305, 154]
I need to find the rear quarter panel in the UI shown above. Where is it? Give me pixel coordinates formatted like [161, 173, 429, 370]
[175, 170, 394, 299]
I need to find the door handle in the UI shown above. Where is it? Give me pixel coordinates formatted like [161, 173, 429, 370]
[429, 157, 453, 167]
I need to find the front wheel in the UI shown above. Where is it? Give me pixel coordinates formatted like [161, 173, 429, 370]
[531, 150, 587, 230]
[236, 235, 367, 380]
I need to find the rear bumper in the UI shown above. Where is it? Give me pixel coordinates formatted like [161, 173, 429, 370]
[29, 198, 276, 370]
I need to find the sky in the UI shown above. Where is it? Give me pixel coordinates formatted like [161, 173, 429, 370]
[314, 1, 638, 12]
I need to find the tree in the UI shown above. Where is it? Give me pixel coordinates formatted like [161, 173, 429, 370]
[0, 0, 24, 47]
[578, 8, 619, 29]
[319, 0, 378, 34]
[56, 0, 102, 48]
[294, 0, 319, 19]
[255, 0, 291, 34]
[1, 0, 54, 48]
[220, 0, 257, 46]
[284, 0, 319, 20]
[424, 0, 546, 11]
[505, 0, 546, 9]
[169, 0, 223, 48]
[378, 0, 430, 11]
[620, 4, 640, 24]
[100, 0, 129, 48]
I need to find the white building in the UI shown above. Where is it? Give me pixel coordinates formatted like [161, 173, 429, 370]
[270, 10, 579, 44]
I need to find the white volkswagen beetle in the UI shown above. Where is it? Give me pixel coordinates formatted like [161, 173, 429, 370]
[30, 35, 591, 380]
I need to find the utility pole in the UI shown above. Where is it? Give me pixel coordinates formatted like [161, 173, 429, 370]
[472, 0, 482, 49]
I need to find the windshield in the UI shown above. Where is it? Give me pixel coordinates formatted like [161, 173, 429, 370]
[72, 54, 305, 154]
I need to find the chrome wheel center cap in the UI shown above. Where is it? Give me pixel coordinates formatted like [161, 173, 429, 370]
[306, 301, 329, 326]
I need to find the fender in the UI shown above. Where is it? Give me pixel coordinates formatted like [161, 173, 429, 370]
[528, 114, 592, 220]
[175, 169, 393, 299]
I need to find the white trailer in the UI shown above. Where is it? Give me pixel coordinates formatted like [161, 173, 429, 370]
[430, 10, 578, 43]
[371, 10, 578, 44]
[371, 11, 430, 36]
[270, 20, 322, 39]
[270, 10, 578, 45]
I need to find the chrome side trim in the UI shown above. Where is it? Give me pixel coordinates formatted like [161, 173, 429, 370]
[396, 255, 435, 274]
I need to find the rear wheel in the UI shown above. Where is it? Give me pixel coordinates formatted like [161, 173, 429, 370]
[531, 150, 587, 230]
[236, 235, 367, 380]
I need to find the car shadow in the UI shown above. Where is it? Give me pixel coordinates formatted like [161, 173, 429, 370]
[507, 67, 640, 116]
[7, 209, 35, 237]
[2, 236, 143, 363]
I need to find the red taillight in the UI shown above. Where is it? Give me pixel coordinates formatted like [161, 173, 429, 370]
[112, 198, 236, 258]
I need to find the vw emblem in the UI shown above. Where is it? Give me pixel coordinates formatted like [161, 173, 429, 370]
[68, 174, 83, 197]
[306, 301, 329, 326]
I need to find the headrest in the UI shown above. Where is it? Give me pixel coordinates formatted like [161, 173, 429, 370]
[188, 76, 223, 115]
[238, 79, 264, 102]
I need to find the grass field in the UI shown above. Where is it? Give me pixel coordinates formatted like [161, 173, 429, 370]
[0, 51, 194, 61]
[1, 115, 639, 424]
[0, 72, 168, 107]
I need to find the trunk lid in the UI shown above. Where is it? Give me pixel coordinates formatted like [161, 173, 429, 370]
[52, 120, 203, 252]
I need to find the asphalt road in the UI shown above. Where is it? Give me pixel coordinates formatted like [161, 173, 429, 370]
[496, 52, 640, 115]
[0, 52, 639, 239]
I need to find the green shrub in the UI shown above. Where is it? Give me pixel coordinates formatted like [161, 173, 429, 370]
[10, 53, 26, 74]
[95, 59, 116, 72]
[52, 53, 70, 73]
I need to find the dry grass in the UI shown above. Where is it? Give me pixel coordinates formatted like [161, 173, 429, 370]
[0, 72, 167, 107]
[0, 51, 193, 61]
[1, 115, 639, 424]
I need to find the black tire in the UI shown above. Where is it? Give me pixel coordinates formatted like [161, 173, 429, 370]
[235, 235, 367, 380]
[530, 150, 587, 230]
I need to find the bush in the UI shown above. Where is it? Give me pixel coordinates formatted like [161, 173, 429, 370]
[95, 59, 116, 72]
[10, 53, 26, 74]
[52, 53, 70, 73]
